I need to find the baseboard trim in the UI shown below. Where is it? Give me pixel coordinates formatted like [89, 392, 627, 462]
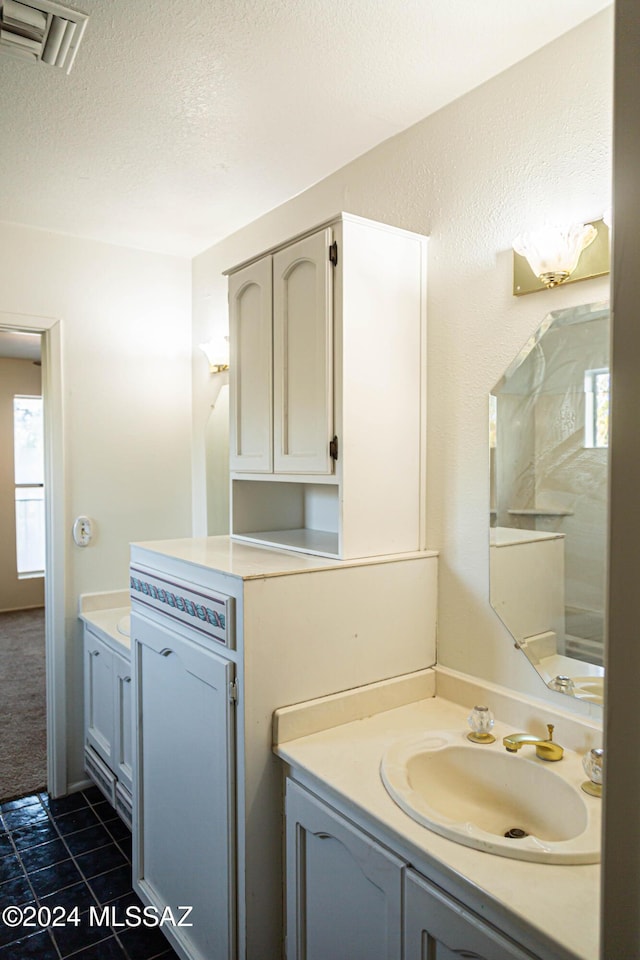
[66, 778, 93, 796]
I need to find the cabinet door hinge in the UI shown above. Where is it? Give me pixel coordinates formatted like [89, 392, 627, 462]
[229, 678, 239, 703]
[329, 241, 338, 266]
[329, 435, 339, 461]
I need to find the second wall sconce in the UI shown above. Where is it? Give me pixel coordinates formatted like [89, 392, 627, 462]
[513, 218, 610, 296]
[199, 336, 229, 374]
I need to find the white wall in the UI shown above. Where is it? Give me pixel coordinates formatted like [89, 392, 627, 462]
[193, 11, 612, 713]
[0, 222, 192, 785]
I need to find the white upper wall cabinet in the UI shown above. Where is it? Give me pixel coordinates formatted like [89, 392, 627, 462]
[273, 228, 334, 475]
[229, 256, 273, 473]
[225, 213, 428, 560]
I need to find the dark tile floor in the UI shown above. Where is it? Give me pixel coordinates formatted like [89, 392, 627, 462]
[0, 788, 179, 960]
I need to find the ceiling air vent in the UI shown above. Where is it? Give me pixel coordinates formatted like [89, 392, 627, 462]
[0, 0, 88, 73]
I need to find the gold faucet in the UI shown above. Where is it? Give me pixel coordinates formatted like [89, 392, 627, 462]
[502, 723, 564, 762]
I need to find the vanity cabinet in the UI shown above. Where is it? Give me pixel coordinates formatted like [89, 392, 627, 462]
[404, 869, 539, 960]
[130, 537, 437, 960]
[83, 625, 133, 823]
[285, 780, 546, 960]
[132, 601, 235, 960]
[112, 653, 133, 797]
[285, 778, 403, 960]
[227, 213, 428, 560]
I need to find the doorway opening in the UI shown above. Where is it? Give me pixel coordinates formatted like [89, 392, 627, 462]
[0, 314, 66, 800]
[0, 335, 46, 799]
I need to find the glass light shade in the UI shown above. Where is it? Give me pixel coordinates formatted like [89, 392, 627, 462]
[513, 223, 598, 287]
[199, 336, 229, 373]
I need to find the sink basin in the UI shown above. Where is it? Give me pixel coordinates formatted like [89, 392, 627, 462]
[380, 731, 600, 863]
[116, 614, 130, 637]
[572, 677, 604, 705]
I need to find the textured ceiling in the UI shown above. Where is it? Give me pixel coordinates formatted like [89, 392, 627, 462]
[0, 330, 41, 359]
[0, 0, 611, 257]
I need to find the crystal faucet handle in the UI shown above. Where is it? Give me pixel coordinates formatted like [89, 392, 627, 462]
[583, 748, 603, 785]
[467, 705, 496, 743]
[468, 705, 494, 734]
[549, 674, 576, 694]
[582, 748, 603, 798]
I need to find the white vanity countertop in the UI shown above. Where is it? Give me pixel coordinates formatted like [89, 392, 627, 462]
[275, 693, 599, 960]
[490, 527, 565, 547]
[131, 534, 437, 580]
[78, 591, 130, 654]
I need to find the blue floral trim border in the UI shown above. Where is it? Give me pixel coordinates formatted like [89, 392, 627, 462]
[130, 575, 226, 630]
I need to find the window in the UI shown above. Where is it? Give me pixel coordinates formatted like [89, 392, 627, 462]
[584, 368, 610, 449]
[14, 395, 45, 577]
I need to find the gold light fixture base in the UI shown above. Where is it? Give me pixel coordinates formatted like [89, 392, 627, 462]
[538, 270, 571, 288]
[513, 218, 610, 296]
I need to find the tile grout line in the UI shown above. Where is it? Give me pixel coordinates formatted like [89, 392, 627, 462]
[44, 791, 135, 960]
[1, 790, 137, 960]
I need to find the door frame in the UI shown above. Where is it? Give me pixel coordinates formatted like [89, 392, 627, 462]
[0, 311, 66, 797]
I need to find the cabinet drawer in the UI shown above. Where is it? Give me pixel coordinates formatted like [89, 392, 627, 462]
[84, 746, 116, 806]
[130, 565, 234, 649]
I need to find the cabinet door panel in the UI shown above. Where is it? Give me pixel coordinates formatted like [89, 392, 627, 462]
[113, 653, 133, 794]
[133, 615, 235, 960]
[286, 780, 402, 960]
[229, 256, 273, 472]
[273, 229, 333, 474]
[404, 869, 539, 960]
[84, 632, 114, 766]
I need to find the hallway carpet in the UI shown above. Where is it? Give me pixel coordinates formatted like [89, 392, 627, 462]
[0, 609, 47, 802]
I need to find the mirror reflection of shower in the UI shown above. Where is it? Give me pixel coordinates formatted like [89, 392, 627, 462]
[490, 302, 609, 706]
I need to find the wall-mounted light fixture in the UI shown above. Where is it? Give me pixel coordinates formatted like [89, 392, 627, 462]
[512, 219, 610, 296]
[199, 336, 229, 373]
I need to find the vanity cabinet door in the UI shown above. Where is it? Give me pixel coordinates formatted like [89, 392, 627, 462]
[112, 652, 133, 795]
[84, 630, 114, 767]
[229, 255, 273, 473]
[273, 228, 334, 475]
[404, 868, 540, 960]
[286, 780, 403, 960]
[132, 614, 236, 960]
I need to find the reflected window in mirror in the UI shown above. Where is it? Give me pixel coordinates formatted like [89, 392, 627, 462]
[584, 368, 610, 449]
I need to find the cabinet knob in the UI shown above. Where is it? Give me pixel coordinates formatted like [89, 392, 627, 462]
[159, 648, 174, 657]
[90, 650, 100, 657]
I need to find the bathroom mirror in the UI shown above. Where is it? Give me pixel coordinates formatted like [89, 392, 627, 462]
[490, 301, 609, 705]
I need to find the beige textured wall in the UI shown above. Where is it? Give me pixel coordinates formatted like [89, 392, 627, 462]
[193, 11, 612, 713]
[0, 224, 192, 785]
[0, 358, 44, 611]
